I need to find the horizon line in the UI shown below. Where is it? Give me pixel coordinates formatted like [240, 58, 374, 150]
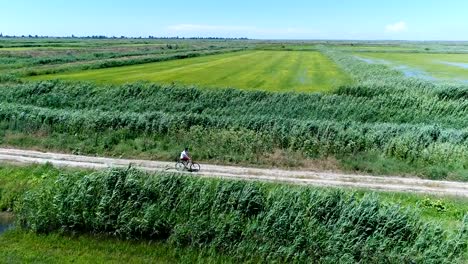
[1, 35, 468, 42]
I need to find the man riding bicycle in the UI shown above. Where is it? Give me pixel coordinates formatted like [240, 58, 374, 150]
[176, 147, 200, 172]
[180, 147, 191, 164]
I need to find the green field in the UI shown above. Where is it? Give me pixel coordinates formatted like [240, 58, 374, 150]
[356, 52, 468, 81]
[30, 50, 351, 92]
[0, 164, 466, 263]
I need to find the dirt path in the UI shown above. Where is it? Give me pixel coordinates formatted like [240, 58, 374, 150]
[0, 147, 467, 197]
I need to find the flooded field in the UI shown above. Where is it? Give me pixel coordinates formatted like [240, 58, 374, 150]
[355, 52, 468, 82]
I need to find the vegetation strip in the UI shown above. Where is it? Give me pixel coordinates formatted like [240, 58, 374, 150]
[9, 167, 466, 263]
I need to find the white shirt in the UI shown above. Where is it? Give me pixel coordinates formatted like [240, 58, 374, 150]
[180, 150, 189, 159]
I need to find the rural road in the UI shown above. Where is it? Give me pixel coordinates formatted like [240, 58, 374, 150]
[0, 147, 467, 197]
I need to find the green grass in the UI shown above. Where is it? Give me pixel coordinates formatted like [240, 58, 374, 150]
[340, 151, 468, 181]
[1, 164, 467, 262]
[356, 52, 468, 80]
[1, 163, 467, 230]
[375, 192, 468, 230]
[29, 50, 351, 92]
[0, 163, 90, 211]
[0, 230, 232, 264]
[15, 167, 468, 262]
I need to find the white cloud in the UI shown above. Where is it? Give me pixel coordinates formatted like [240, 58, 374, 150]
[385, 21, 408, 33]
[168, 24, 253, 31]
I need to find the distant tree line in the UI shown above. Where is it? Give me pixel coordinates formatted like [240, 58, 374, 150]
[0, 33, 248, 40]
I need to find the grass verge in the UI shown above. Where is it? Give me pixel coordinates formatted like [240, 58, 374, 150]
[0, 230, 232, 264]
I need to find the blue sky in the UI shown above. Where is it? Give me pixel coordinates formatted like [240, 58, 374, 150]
[1, 0, 468, 40]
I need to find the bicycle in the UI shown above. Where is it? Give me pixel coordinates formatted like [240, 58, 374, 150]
[175, 159, 200, 172]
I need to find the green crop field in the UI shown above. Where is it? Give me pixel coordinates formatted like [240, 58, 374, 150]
[355, 52, 468, 81]
[29, 50, 351, 92]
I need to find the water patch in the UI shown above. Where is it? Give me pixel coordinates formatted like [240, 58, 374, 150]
[355, 56, 436, 81]
[354, 56, 390, 65]
[393, 65, 436, 81]
[437, 61, 468, 69]
[0, 212, 14, 235]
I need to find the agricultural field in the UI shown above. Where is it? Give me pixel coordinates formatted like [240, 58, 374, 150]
[0, 38, 251, 78]
[29, 50, 350, 92]
[355, 52, 468, 81]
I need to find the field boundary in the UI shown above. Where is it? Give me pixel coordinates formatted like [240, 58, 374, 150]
[0, 147, 467, 197]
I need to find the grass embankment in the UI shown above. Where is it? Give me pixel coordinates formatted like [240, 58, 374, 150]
[28, 50, 350, 92]
[0, 164, 467, 263]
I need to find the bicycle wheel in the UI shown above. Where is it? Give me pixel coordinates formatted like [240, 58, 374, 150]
[175, 161, 185, 171]
[190, 162, 200, 172]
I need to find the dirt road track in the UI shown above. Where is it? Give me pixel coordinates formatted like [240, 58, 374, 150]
[0, 148, 467, 197]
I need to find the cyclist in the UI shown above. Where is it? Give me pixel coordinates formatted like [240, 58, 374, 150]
[180, 147, 191, 165]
